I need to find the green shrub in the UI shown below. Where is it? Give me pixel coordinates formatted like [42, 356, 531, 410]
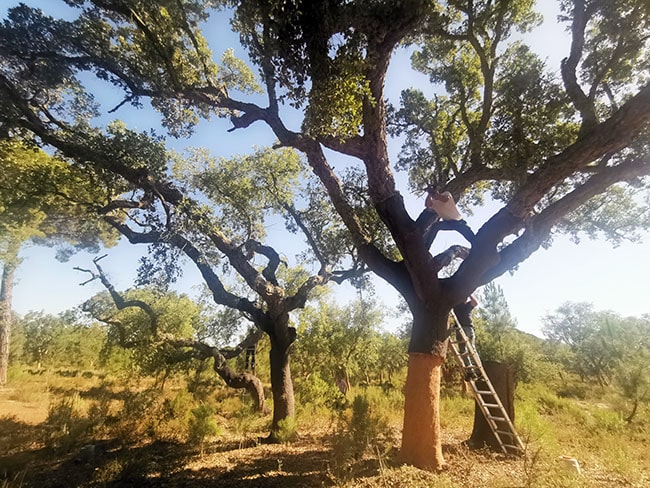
[330, 391, 395, 480]
[275, 416, 297, 443]
[584, 407, 625, 434]
[295, 372, 341, 409]
[110, 388, 161, 442]
[152, 389, 194, 441]
[188, 403, 220, 448]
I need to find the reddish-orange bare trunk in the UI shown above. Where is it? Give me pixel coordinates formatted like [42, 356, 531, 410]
[399, 352, 445, 470]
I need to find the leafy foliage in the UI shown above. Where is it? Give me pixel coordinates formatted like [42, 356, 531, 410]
[543, 302, 650, 415]
[391, 0, 650, 244]
[173, 146, 304, 241]
[0, 140, 118, 259]
[12, 311, 105, 369]
[474, 283, 547, 383]
[294, 298, 405, 390]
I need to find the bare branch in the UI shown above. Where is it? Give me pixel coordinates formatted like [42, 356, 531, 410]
[432, 245, 470, 272]
[77, 255, 159, 334]
[560, 0, 599, 131]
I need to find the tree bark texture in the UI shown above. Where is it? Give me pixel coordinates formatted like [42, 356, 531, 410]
[399, 353, 446, 470]
[397, 302, 451, 470]
[211, 357, 266, 413]
[469, 361, 516, 450]
[267, 338, 295, 442]
[0, 243, 19, 386]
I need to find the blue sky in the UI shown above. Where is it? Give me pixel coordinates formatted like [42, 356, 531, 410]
[4, 1, 649, 336]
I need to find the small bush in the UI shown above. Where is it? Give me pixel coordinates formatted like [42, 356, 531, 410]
[295, 372, 341, 409]
[152, 389, 194, 442]
[330, 392, 395, 479]
[188, 403, 220, 448]
[110, 388, 161, 442]
[585, 407, 625, 434]
[275, 416, 298, 443]
[45, 393, 92, 450]
[231, 402, 261, 445]
[91, 458, 125, 485]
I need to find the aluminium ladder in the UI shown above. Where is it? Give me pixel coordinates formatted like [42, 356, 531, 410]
[448, 313, 525, 456]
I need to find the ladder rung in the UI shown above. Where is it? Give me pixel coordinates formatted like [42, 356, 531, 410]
[450, 309, 524, 456]
[480, 403, 501, 408]
[487, 415, 508, 422]
[500, 441, 520, 447]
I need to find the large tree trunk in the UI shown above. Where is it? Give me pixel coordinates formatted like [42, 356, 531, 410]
[400, 353, 445, 470]
[267, 333, 295, 442]
[469, 361, 516, 450]
[0, 242, 20, 386]
[398, 307, 449, 471]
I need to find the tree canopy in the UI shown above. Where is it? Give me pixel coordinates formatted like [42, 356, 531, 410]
[1, 0, 648, 470]
[0, 138, 119, 384]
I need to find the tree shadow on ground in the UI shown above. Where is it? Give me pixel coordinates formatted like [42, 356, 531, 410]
[2, 423, 500, 488]
[47, 383, 132, 402]
[127, 445, 334, 488]
[3, 434, 339, 488]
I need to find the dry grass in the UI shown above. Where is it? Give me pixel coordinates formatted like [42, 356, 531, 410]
[1, 370, 648, 488]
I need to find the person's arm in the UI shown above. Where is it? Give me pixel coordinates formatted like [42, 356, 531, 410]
[469, 295, 478, 308]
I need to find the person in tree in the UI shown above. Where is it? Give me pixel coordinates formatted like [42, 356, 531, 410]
[419, 188, 476, 248]
[453, 295, 480, 381]
[335, 369, 350, 396]
[245, 343, 256, 373]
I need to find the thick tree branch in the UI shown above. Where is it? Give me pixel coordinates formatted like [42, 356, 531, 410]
[244, 240, 284, 286]
[432, 245, 470, 273]
[507, 82, 650, 218]
[483, 157, 650, 284]
[561, 0, 598, 131]
[285, 274, 329, 312]
[102, 216, 262, 322]
[219, 327, 264, 360]
[78, 257, 267, 412]
[75, 254, 159, 333]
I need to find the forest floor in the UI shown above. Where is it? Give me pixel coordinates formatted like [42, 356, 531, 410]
[0, 417, 567, 488]
[0, 404, 642, 487]
[1, 377, 648, 488]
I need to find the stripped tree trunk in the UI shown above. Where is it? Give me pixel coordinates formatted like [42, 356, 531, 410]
[399, 306, 450, 470]
[400, 353, 445, 469]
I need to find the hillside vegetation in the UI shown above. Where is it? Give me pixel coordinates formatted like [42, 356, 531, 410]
[1, 298, 648, 487]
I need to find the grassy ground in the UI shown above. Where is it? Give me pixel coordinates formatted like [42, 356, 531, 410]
[1, 368, 648, 488]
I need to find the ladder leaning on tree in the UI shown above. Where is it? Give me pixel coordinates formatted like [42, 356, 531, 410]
[448, 311, 525, 456]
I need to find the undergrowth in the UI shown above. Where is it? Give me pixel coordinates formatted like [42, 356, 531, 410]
[1, 368, 648, 487]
